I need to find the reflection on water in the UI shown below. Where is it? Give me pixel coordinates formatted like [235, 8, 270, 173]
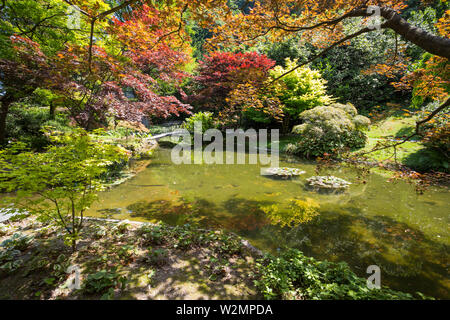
[88, 148, 450, 298]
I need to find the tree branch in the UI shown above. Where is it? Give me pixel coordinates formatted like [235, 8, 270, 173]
[359, 97, 450, 155]
[270, 26, 375, 83]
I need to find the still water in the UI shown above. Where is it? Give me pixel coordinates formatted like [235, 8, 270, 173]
[88, 148, 449, 298]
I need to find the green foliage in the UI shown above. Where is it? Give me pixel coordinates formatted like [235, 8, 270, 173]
[116, 245, 136, 263]
[145, 248, 169, 266]
[255, 249, 422, 300]
[290, 103, 370, 158]
[183, 112, 216, 133]
[0, 233, 33, 251]
[404, 148, 449, 173]
[6, 104, 71, 150]
[138, 223, 243, 256]
[138, 224, 167, 245]
[0, 248, 22, 274]
[258, 38, 313, 68]
[0, 0, 84, 58]
[0, 233, 32, 275]
[83, 268, 126, 298]
[270, 58, 332, 120]
[398, 101, 450, 173]
[0, 129, 130, 251]
[405, 6, 440, 60]
[258, 25, 405, 111]
[111, 221, 130, 235]
[312, 46, 401, 111]
[419, 101, 449, 154]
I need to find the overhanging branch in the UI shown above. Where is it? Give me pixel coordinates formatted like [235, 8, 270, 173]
[359, 97, 450, 156]
[270, 26, 375, 83]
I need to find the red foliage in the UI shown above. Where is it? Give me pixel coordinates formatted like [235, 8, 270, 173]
[110, 4, 191, 84]
[0, 36, 52, 99]
[191, 52, 275, 109]
[1, 13, 193, 130]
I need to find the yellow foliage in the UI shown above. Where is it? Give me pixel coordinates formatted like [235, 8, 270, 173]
[261, 198, 320, 227]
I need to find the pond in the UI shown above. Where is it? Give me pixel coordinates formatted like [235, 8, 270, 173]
[87, 148, 450, 299]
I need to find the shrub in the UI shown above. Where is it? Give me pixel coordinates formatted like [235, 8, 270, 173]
[290, 103, 370, 158]
[0, 233, 33, 251]
[312, 46, 402, 111]
[183, 112, 216, 133]
[270, 58, 333, 130]
[138, 224, 167, 245]
[6, 104, 71, 150]
[0, 248, 22, 274]
[255, 249, 422, 300]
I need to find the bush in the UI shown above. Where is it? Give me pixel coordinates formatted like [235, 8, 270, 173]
[6, 104, 71, 150]
[270, 58, 333, 130]
[183, 112, 216, 133]
[1, 233, 33, 251]
[290, 103, 370, 158]
[255, 249, 423, 300]
[404, 148, 449, 173]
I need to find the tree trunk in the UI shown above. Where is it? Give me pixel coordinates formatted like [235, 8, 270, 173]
[49, 102, 56, 119]
[282, 117, 290, 134]
[0, 96, 13, 145]
[379, 7, 450, 60]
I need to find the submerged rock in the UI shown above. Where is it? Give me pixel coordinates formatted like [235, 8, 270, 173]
[262, 167, 306, 180]
[306, 176, 351, 193]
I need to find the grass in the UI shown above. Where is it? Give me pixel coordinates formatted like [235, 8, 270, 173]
[360, 115, 425, 164]
[270, 111, 447, 173]
[272, 115, 426, 164]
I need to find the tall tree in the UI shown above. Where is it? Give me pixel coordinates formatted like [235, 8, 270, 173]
[207, 0, 449, 141]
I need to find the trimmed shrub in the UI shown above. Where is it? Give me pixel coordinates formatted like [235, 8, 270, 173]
[289, 103, 370, 158]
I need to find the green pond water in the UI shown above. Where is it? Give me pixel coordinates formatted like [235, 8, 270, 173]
[88, 148, 450, 299]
